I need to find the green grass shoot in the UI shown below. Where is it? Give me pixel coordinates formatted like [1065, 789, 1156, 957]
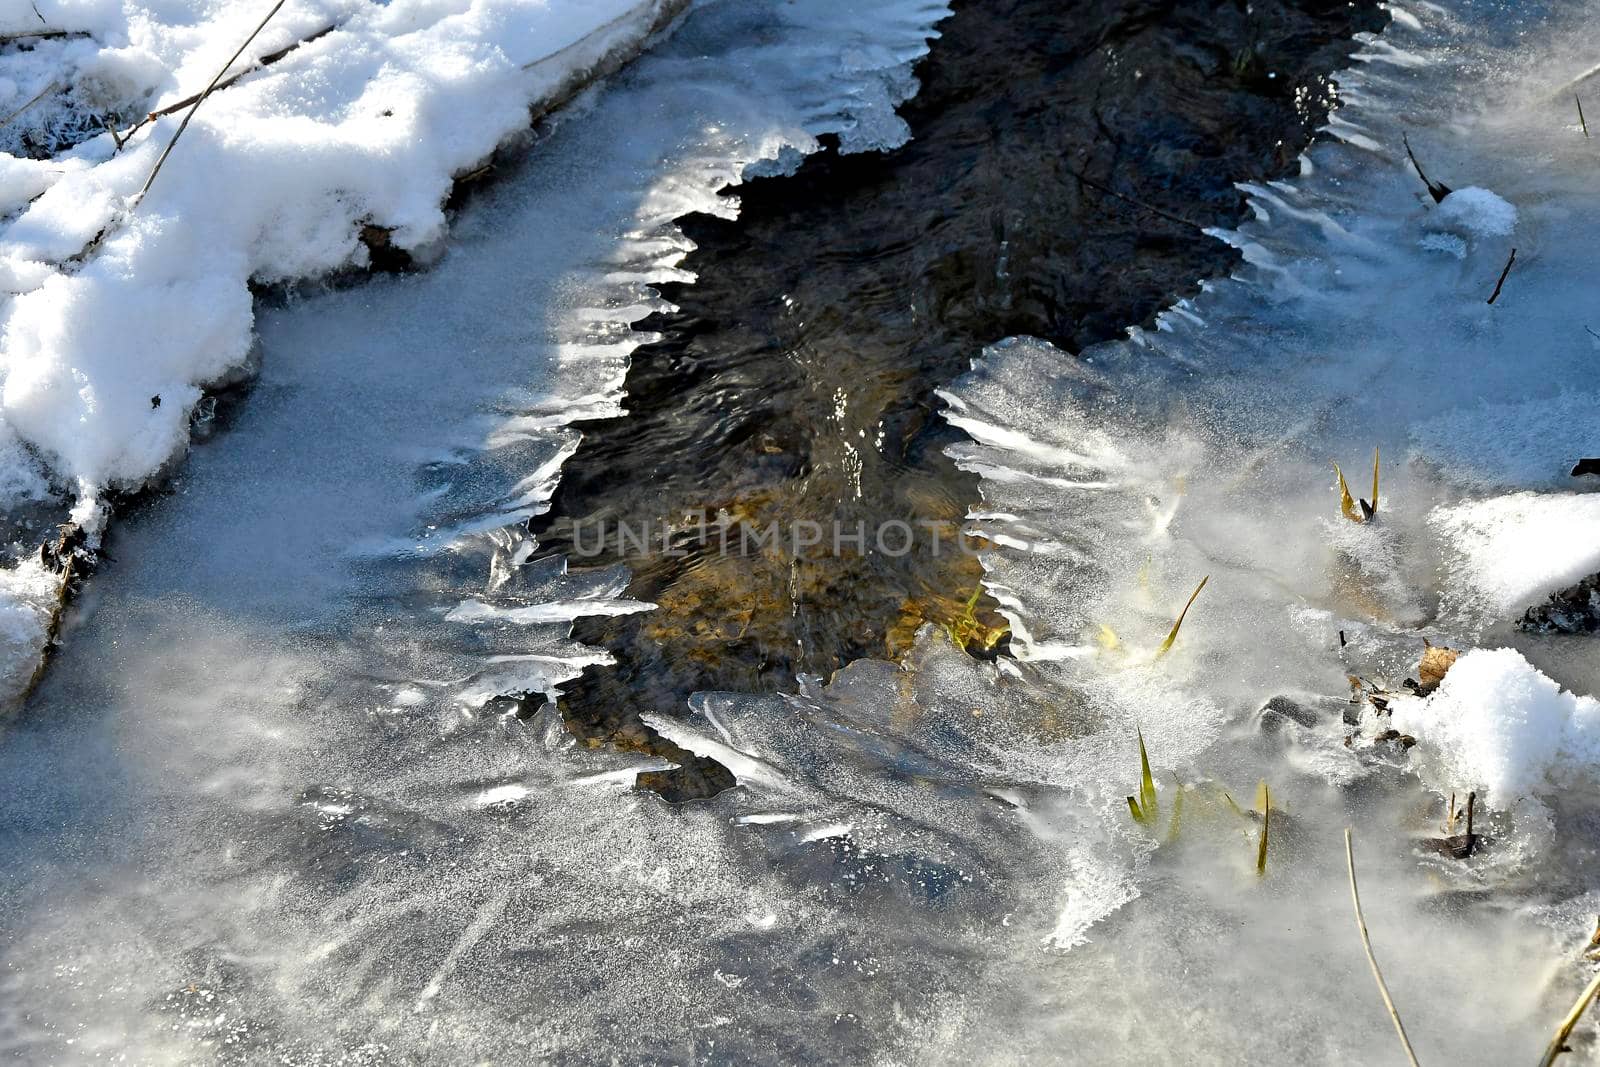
[1126, 728, 1159, 827]
[1255, 781, 1271, 874]
[1157, 575, 1209, 657]
[1165, 774, 1185, 844]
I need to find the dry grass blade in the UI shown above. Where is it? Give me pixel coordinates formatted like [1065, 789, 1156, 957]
[138, 0, 287, 204]
[1335, 462, 1363, 523]
[1254, 782, 1270, 874]
[1157, 575, 1209, 657]
[1365, 446, 1381, 519]
[0, 80, 59, 133]
[1536, 968, 1600, 1067]
[1165, 774, 1185, 844]
[1345, 828, 1423, 1067]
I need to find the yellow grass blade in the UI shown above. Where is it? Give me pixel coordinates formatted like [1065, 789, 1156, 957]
[1157, 575, 1209, 657]
[1369, 447, 1381, 517]
[1335, 463, 1363, 523]
[1138, 728, 1158, 822]
[1255, 781, 1271, 874]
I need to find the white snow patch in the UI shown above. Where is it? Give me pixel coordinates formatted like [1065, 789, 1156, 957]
[1427, 186, 1518, 238]
[0, 0, 686, 705]
[1430, 492, 1600, 625]
[1391, 648, 1600, 805]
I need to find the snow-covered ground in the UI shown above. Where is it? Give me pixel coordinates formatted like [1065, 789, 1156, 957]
[0, 0, 687, 701]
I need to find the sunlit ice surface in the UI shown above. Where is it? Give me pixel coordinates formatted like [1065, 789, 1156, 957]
[3, 0, 1600, 1064]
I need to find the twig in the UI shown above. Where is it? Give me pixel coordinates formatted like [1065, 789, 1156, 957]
[1345, 828, 1423, 1067]
[1487, 248, 1517, 305]
[1579, 95, 1590, 138]
[136, 0, 287, 204]
[0, 79, 58, 132]
[1402, 133, 1451, 203]
[1585, 325, 1600, 342]
[129, 23, 333, 136]
[1537, 969, 1600, 1067]
[1067, 167, 1202, 231]
[0, 29, 79, 43]
[96, 113, 126, 149]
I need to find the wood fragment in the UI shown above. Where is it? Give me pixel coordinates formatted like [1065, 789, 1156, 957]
[1403, 132, 1451, 203]
[1487, 248, 1517, 305]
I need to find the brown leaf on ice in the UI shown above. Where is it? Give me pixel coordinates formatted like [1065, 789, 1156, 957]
[1417, 641, 1460, 695]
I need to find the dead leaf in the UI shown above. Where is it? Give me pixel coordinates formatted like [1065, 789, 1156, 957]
[1418, 644, 1460, 694]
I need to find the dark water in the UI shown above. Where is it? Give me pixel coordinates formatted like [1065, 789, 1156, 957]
[536, 0, 1387, 796]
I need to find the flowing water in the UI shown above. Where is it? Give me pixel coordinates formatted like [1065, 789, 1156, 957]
[3, 0, 1600, 1063]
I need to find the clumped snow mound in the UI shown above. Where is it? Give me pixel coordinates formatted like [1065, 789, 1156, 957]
[0, 557, 60, 701]
[0, 0, 686, 700]
[1, 0, 683, 496]
[1430, 492, 1600, 628]
[1391, 648, 1600, 805]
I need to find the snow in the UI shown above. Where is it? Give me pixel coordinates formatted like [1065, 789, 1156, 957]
[1427, 185, 1518, 239]
[0, 0, 687, 701]
[1431, 492, 1600, 626]
[0, 555, 58, 701]
[1390, 648, 1600, 804]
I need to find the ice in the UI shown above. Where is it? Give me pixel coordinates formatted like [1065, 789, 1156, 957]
[4, 0, 1600, 1060]
[1390, 647, 1600, 805]
[0, 0, 689, 697]
[925, 0, 1600, 1054]
[0, 0, 964, 1059]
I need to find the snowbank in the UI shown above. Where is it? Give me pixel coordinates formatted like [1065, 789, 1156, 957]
[1431, 492, 1600, 627]
[1391, 648, 1600, 805]
[0, 0, 685, 702]
[1, 0, 683, 495]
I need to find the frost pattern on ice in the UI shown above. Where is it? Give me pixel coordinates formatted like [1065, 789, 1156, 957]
[938, 0, 1600, 974]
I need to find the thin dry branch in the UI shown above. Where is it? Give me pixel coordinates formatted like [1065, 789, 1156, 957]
[136, 0, 287, 204]
[1067, 167, 1202, 231]
[1345, 828, 1423, 1067]
[0, 79, 57, 132]
[1487, 248, 1517, 306]
[118, 22, 334, 146]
